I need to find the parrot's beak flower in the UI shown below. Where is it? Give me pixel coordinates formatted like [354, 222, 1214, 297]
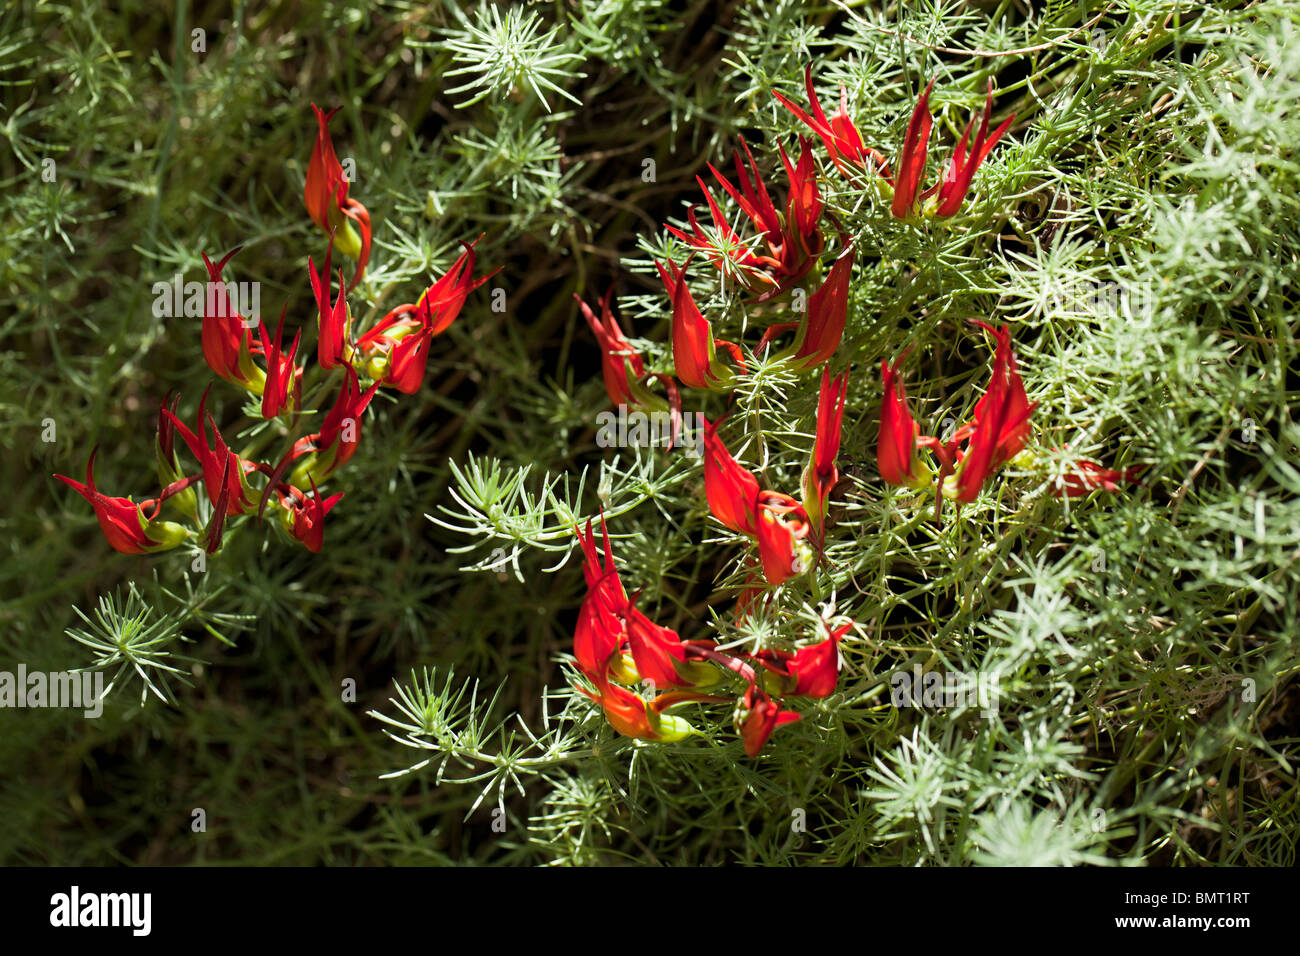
[308, 242, 353, 371]
[890, 79, 936, 219]
[788, 245, 854, 370]
[304, 103, 371, 290]
[704, 419, 813, 586]
[664, 181, 780, 291]
[734, 685, 802, 756]
[572, 517, 641, 688]
[878, 354, 933, 490]
[575, 287, 683, 443]
[257, 306, 303, 420]
[802, 364, 849, 533]
[292, 364, 379, 488]
[930, 80, 1015, 217]
[410, 236, 500, 337]
[54, 448, 189, 555]
[773, 64, 890, 177]
[200, 247, 265, 393]
[579, 673, 708, 743]
[755, 491, 813, 586]
[625, 599, 721, 690]
[657, 257, 745, 390]
[357, 302, 432, 395]
[777, 69, 1012, 219]
[576, 513, 629, 611]
[573, 515, 718, 691]
[703, 416, 760, 535]
[569, 515, 732, 740]
[669, 136, 823, 295]
[786, 621, 850, 698]
[950, 322, 1035, 504]
[163, 387, 262, 519]
[278, 480, 344, 553]
[566, 513, 846, 752]
[753, 620, 851, 699]
[357, 238, 497, 393]
[889, 79, 1014, 219]
[577, 287, 647, 408]
[707, 137, 783, 254]
[574, 587, 628, 686]
[877, 324, 1035, 519]
[156, 392, 199, 519]
[779, 135, 824, 258]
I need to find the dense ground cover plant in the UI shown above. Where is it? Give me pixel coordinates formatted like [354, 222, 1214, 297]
[3, 0, 1299, 866]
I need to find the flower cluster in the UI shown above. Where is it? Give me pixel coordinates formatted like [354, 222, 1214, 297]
[704, 364, 849, 587]
[879, 322, 1143, 515]
[570, 63, 1143, 752]
[879, 322, 1035, 518]
[771, 66, 1141, 512]
[572, 514, 852, 755]
[656, 134, 855, 381]
[56, 104, 497, 556]
[774, 66, 1014, 219]
[566, 87, 869, 751]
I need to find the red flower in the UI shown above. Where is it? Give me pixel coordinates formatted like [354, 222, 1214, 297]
[578, 674, 711, 743]
[164, 388, 261, 518]
[952, 323, 1035, 504]
[155, 392, 199, 519]
[1051, 458, 1145, 498]
[931, 81, 1015, 217]
[200, 247, 263, 390]
[754, 621, 851, 698]
[578, 286, 643, 407]
[574, 516, 717, 690]
[889, 80, 1014, 219]
[890, 80, 935, 219]
[257, 306, 303, 419]
[624, 602, 702, 690]
[787, 622, 850, 698]
[773, 65, 889, 176]
[656, 257, 744, 390]
[755, 492, 812, 586]
[357, 239, 495, 393]
[576, 513, 627, 609]
[54, 448, 188, 555]
[574, 286, 673, 413]
[878, 354, 931, 489]
[705, 419, 812, 585]
[357, 304, 430, 393]
[279, 481, 344, 553]
[572, 517, 642, 688]
[707, 138, 783, 255]
[803, 365, 848, 532]
[304, 104, 371, 290]
[711, 136, 824, 289]
[664, 179, 780, 289]
[415, 237, 499, 337]
[574, 588, 626, 685]
[779, 135, 824, 255]
[790, 246, 854, 369]
[308, 245, 352, 371]
[703, 417, 760, 534]
[671, 136, 824, 295]
[292, 364, 379, 487]
[734, 685, 801, 756]
[570, 516, 723, 740]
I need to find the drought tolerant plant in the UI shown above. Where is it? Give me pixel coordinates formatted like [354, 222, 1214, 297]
[54, 105, 498, 560]
[5, 0, 1299, 868]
